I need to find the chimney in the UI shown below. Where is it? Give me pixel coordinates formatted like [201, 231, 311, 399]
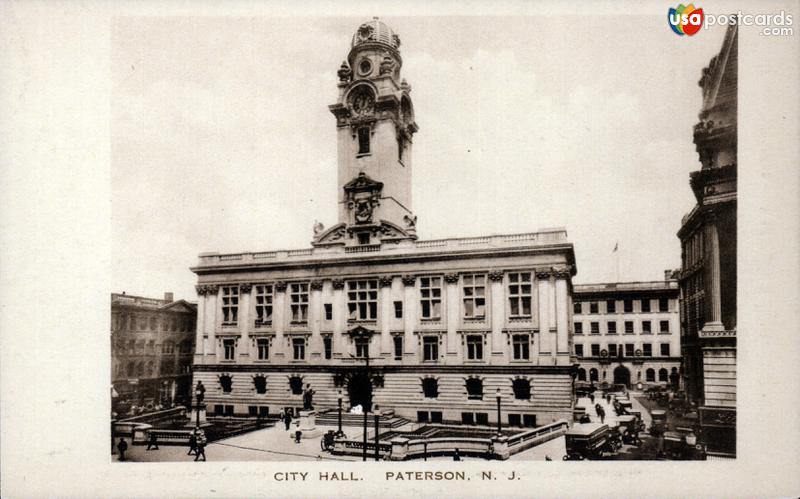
[164, 292, 174, 302]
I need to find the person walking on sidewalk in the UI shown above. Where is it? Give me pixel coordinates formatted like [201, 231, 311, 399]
[194, 431, 207, 461]
[284, 410, 293, 431]
[146, 431, 159, 450]
[187, 432, 197, 456]
[116, 438, 128, 461]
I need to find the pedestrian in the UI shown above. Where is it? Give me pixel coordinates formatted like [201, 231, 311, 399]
[187, 432, 197, 456]
[194, 432, 206, 461]
[453, 448, 461, 461]
[598, 406, 606, 424]
[589, 393, 595, 403]
[146, 431, 159, 450]
[284, 410, 293, 431]
[116, 437, 128, 461]
[295, 430, 302, 443]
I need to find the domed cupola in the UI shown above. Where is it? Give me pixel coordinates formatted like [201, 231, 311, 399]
[351, 17, 401, 50]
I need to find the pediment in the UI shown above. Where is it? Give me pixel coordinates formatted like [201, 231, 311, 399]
[343, 172, 383, 193]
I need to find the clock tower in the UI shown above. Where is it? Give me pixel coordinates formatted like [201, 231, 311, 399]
[317, 18, 419, 247]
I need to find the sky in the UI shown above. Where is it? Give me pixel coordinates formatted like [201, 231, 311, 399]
[111, 15, 729, 301]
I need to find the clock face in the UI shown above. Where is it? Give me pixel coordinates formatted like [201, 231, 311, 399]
[350, 87, 375, 116]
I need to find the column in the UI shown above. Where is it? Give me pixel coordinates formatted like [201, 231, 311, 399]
[554, 270, 570, 362]
[238, 283, 251, 363]
[488, 271, 505, 356]
[704, 220, 724, 331]
[274, 281, 287, 358]
[536, 270, 550, 357]
[205, 285, 218, 361]
[444, 273, 459, 358]
[547, 271, 557, 361]
[402, 275, 417, 357]
[194, 285, 206, 364]
[310, 280, 324, 358]
[332, 279, 345, 357]
[379, 276, 393, 356]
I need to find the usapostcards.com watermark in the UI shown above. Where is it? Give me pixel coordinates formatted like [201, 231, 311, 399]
[668, 5, 794, 37]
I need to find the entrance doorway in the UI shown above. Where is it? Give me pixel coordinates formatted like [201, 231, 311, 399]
[613, 365, 631, 388]
[347, 373, 373, 412]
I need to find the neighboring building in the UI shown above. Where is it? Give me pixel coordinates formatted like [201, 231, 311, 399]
[572, 275, 681, 390]
[190, 18, 578, 427]
[111, 292, 197, 414]
[677, 24, 737, 457]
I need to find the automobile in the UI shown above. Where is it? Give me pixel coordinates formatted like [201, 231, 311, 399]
[563, 423, 616, 460]
[650, 410, 668, 436]
[662, 427, 706, 460]
[627, 409, 647, 433]
[616, 415, 642, 445]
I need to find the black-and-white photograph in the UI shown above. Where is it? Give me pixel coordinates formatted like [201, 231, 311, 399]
[109, 15, 736, 463]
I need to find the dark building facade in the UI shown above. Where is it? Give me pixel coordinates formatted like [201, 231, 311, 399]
[111, 292, 197, 415]
[677, 24, 737, 457]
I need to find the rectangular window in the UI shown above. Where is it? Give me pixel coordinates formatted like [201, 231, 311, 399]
[641, 299, 651, 313]
[418, 411, 430, 423]
[461, 412, 474, 425]
[357, 233, 370, 245]
[423, 336, 439, 361]
[591, 344, 600, 357]
[292, 337, 305, 360]
[589, 302, 599, 314]
[508, 272, 532, 317]
[574, 322, 583, 335]
[324, 337, 332, 359]
[324, 303, 333, 321]
[574, 302, 582, 314]
[248, 406, 258, 417]
[512, 334, 530, 360]
[225, 405, 234, 416]
[590, 322, 600, 335]
[624, 321, 634, 334]
[659, 297, 670, 312]
[642, 321, 652, 334]
[607, 322, 617, 335]
[643, 343, 653, 357]
[606, 300, 616, 313]
[355, 337, 370, 358]
[574, 344, 583, 357]
[259, 406, 269, 417]
[256, 338, 269, 360]
[508, 414, 522, 427]
[357, 127, 370, 154]
[254, 284, 273, 325]
[214, 405, 224, 415]
[608, 344, 618, 357]
[462, 274, 487, 318]
[660, 343, 670, 356]
[466, 335, 484, 360]
[624, 299, 633, 313]
[523, 415, 536, 427]
[660, 320, 670, 333]
[430, 411, 442, 423]
[347, 280, 378, 320]
[221, 286, 239, 325]
[419, 277, 442, 320]
[223, 339, 235, 360]
[290, 283, 309, 322]
[475, 413, 489, 425]
[394, 301, 403, 319]
[625, 343, 634, 357]
[393, 336, 403, 360]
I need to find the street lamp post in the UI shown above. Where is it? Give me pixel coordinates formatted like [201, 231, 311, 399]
[194, 381, 205, 429]
[374, 405, 380, 461]
[496, 388, 502, 435]
[337, 389, 343, 436]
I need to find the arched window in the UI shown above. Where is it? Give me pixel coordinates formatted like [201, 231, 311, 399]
[465, 378, 483, 400]
[253, 375, 267, 394]
[512, 379, 531, 400]
[658, 368, 669, 382]
[646, 368, 656, 382]
[136, 362, 145, 376]
[577, 368, 586, 381]
[422, 378, 438, 398]
[219, 374, 233, 393]
[127, 361, 135, 376]
[589, 368, 599, 382]
[289, 376, 303, 395]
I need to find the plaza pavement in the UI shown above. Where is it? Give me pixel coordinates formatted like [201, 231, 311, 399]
[115, 393, 652, 463]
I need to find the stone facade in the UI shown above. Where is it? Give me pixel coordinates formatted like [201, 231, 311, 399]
[572, 278, 681, 390]
[111, 292, 196, 414]
[190, 18, 578, 428]
[677, 24, 737, 457]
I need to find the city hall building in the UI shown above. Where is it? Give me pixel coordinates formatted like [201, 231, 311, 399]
[571, 276, 681, 390]
[190, 18, 578, 427]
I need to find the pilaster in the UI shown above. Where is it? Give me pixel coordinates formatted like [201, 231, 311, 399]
[273, 281, 287, 358]
[332, 279, 345, 357]
[379, 276, 393, 355]
[402, 275, 417, 357]
[536, 270, 551, 361]
[310, 280, 324, 358]
[238, 283, 252, 362]
[194, 285, 206, 363]
[489, 270, 505, 357]
[444, 273, 459, 358]
[204, 285, 218, 361]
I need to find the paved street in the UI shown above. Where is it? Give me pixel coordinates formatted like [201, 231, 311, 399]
[115, 393, 653, 463]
